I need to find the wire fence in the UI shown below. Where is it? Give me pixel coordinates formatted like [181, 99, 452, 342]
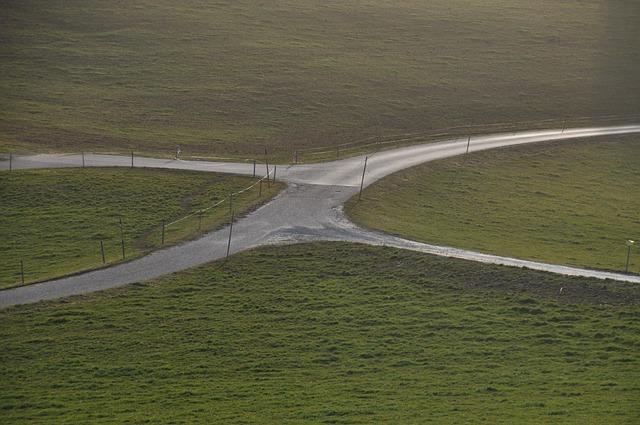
[4, 169, 278, 288]
[3, 113, 639, 168]
[292, 113, 640, 163]
[3, 113, 640, 286]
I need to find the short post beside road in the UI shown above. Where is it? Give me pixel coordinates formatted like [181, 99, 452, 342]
[359, 156, 368, 201]
[264, 147, 270, 184]
[119, 217, 126, 259]
[100, 240, 106, 264]
[253, 160, 256, 178]
[20, 260, 24, 285]
[464, 135, 471, 163]
[226, 211, 235, 261]
[82, 152, 85, 168]
[625, 240, 635, 273]
[9, 153, 12, 171]
[273, 165, 277, 182]
[259, 179, 263, 197]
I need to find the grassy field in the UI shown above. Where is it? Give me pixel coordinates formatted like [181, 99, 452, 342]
[0, 168, 281, 288]
[346, 135, 640, 274]
[1, 242, 639, 423]
[1, 0, 639, 159]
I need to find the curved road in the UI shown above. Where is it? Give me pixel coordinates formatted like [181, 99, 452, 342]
[2, 124, 640, 308]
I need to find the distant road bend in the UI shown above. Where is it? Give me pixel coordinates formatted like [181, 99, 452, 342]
[2, 125, 640, 308]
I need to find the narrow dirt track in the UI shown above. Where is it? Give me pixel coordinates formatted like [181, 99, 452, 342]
[2, 124, 639, 308]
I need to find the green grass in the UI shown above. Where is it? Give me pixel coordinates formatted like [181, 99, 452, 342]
[346, 135, 640, 274]
[0, 168, 282, 288]
[1, 0, 639, 159]
[1, 242, 639, 423]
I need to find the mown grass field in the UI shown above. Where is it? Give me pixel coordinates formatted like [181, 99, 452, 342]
[0, 168, 281, 288]
[1, 243, 639, 423]
[347, 135, 640, 274]
[1, 0, 639, 158]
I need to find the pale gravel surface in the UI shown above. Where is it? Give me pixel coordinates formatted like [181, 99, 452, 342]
[1, 124, 639, 308]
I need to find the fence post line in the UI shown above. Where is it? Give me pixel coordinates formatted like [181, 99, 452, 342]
[100, 240, 106, 264]
[119, 217, 126, 259]
[131, 151, 134, 168]
[9, 153, 12, 171]
[358, 156, 368, 201]
[82, 152, 85, 168]
[161, 220, 165, 245]
[225, 211, 235, 261]
[253, 160, 256, 178]
[20, 260, 24, 285]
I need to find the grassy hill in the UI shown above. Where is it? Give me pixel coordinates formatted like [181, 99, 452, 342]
[0, 168, 281, 288]
[1, 243, 639, 423]
[346, 135, 640, 273]
[1, 0, 639, 158]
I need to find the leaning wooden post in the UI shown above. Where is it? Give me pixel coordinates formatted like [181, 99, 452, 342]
[226, 211, 235, 261]
[463, 135, 471, 164]
[100, 240, 106, 264]
[130, 151, 134, 168]
[119, 217, 126, 259]
[9, 153, 12, 171]
[252, 159, 256, 178]
[264, 147, 270, 183]
[358, 156, 368, 201]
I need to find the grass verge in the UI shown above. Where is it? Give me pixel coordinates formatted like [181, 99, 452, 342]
[1, 242, 639, 423]
[1, 0, 639, 157]
[0, 168, 282, 288]
[346, 135, 640, 273]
